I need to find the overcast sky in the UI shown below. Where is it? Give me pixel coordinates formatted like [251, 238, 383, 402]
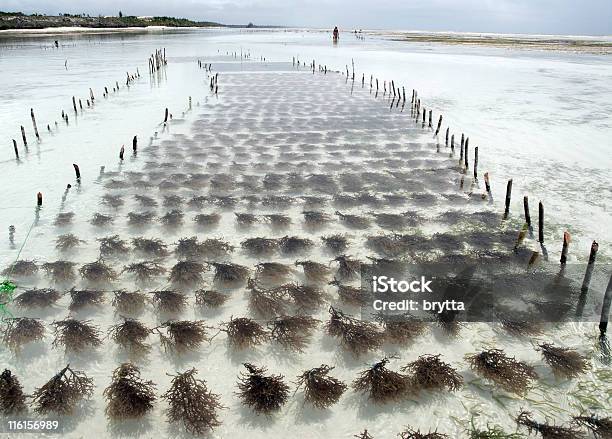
[3, 0, 611, 35]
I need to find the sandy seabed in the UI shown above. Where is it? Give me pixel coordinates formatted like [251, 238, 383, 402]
[1, 59, 610, 438]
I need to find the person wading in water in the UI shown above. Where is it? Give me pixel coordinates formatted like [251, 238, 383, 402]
[333, 26, 339, 42]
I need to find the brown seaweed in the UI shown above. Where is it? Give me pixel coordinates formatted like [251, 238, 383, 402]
[236, 363, 290, 415]
[295, 364, 347, 409]
[104, 363, 156, 419]
[31, 365, 94, 415]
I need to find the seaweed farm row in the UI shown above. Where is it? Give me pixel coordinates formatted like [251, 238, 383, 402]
[1, 55, 610, 438]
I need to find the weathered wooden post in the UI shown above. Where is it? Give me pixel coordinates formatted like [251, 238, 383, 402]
[435, 115, 443, 136]
[37, 192, 43, 206]
[119, 145, 125, 160]
[20, 126, 27, 147]
[72, 96, 77, 113]
[428, 110, 432, 128]
[89, 88, 95, 102]
[12, 139, 18, 158]
[464, 138, 469, 169]
[484, 172, 491, 193]
[576, 241, 599, 318]
[504, 179, 513, 217]
[538, 202, 544, 243]
[560, 231, 570, 264]
[79, 99, 83, 110]
[599, 274, 612, 336]
[73, 163, 81, 180]
[132, 135, 137, 153]
[450, 134, 455, 151]
[473, 146, 478, 177]
[30, 109, 40, 140]
[523, 196, 531, 227]
[164, 108, 169, 124]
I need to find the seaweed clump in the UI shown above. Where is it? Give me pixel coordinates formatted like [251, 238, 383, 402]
[332, 255, 362, 279]
[51, 318, 102, 352]
[221, 317, 268, 349]
[163, 368, 224, 435]
[401, 354, 463, 393]
[377, 314, 426, 345]
[279, 236, 314, 255]
[295, 365, 347, 409]
[132, 237, 169, 257]
[0, 369, 27, 414]
[98, 235, 130, 257]
[195, 289, 229, 309]
[236, 363, 290, 415]
[122, 261, 166, 282]
[31, 365, 94, 414]
[56, 233, 85, 251]
[79, 260, 117, 283]
[104, 363, 156, 419]
[241, 237, 280, 255]
[398, 428, 450, 439]
[321, 234, 349, 253]
[112, 290, 148, 315]
[352, 357, 409, 403]
[168, 261, 207, 285]
[537, 343, 588, 379]
[68, 289, 106, 311]
[516, 411, 584, 439]
[255, 262, 295, 285]
[155, 320, 209, 353]
[326, 307, 383, 355]
[466, 349, 537, 395]
[108, 318, 151, 355]
[41, 260, 77, 282]
[268, 315, 319, 352]
[90, 213, 114, 226]
[2, 260, 38, 277]
[13, 288, 61, 308]
[295, 260, 331, 283]
[2, 317, 45, 353]
[151, 291, 188, 315]
[208, 262, 249, 284]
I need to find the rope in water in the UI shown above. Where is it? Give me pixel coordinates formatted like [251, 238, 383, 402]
[1, 218, 36, 318]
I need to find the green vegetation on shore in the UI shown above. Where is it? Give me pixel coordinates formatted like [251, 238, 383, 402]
[0, 11, 257, 30]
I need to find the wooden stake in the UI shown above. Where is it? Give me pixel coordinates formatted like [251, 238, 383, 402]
[30, 109, 40, 140]
[581, 241, 599, 293]
[538, 202, 544, 243]
[73, 163, 81, 180]
[464, 138, 469, 169]
[12, 139, 18, 158]
[484, 172, 490, 192]
[133, 135, 137, 153]
[164, 108, 169, 123]
[523, 196, 531, 227]
[445, 128, 449, 146]
[435, 115, 443, 136]
[89, 88, 95, 102]
[560, 231, 570, 264]
[504, 179, 513, 216]
[119, 145, 125, 160]
[600, 274, 612, 336]
[20, 125, 27, 147]
[473, 146, 478, 178]
[450, 134, 454, 151]
[37, 192, 43, 206]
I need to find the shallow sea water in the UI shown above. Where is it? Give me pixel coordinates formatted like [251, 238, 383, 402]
[0, 29, 610, 438]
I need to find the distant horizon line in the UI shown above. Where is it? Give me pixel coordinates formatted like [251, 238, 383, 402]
[2, 10, 611, 38]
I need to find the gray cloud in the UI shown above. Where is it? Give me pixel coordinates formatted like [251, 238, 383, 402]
[2, 0, 611, 35]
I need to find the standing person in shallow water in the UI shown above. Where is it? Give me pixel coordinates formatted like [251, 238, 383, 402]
[333, 26, 339, 42]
